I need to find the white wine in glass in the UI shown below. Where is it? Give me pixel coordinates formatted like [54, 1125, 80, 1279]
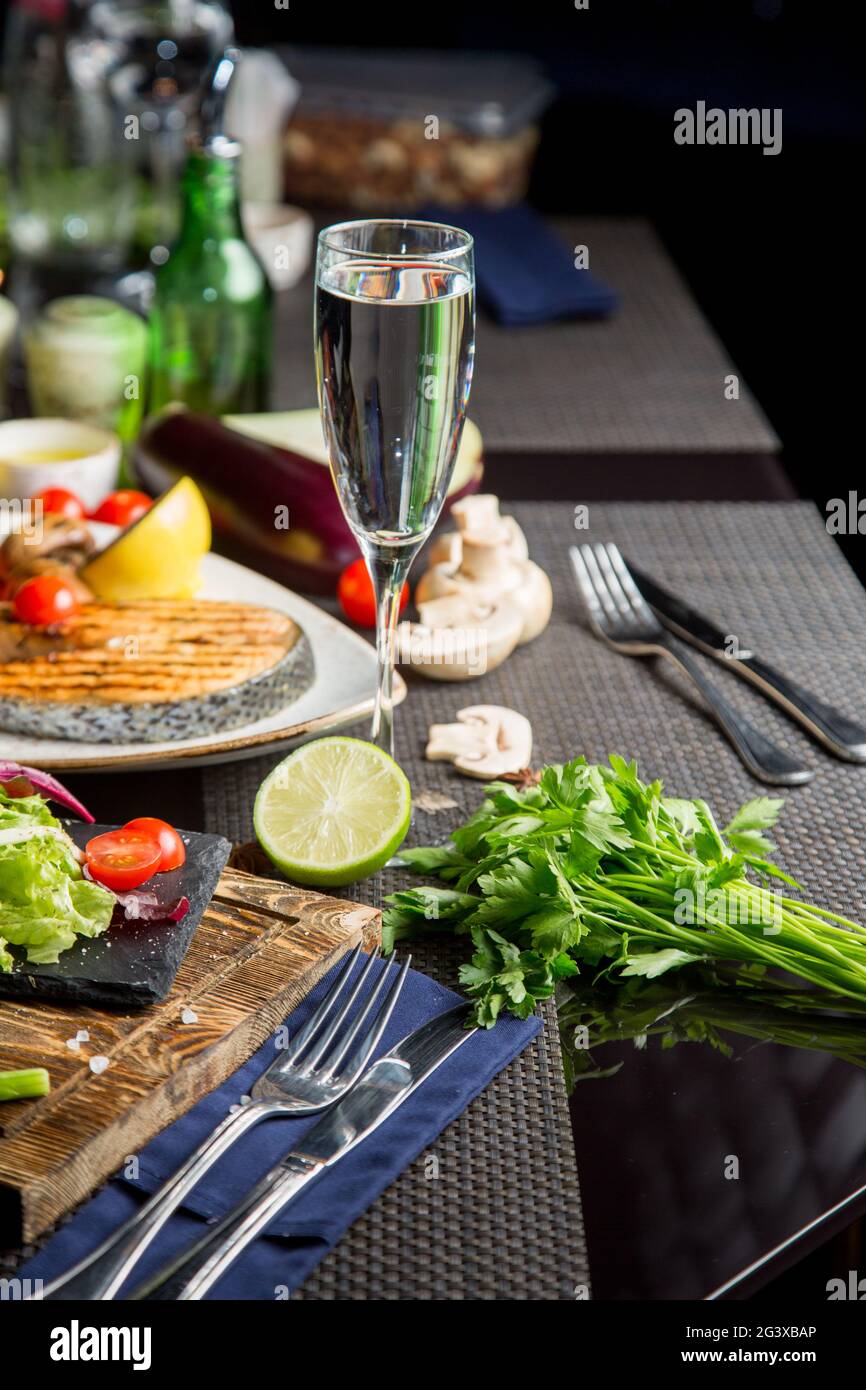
[315, 219, 475, 757]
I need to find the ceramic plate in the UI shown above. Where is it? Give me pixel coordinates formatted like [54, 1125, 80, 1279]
[0, 523, 404, 772]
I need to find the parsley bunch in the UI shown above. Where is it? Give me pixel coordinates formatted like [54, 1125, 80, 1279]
[383, 756, 866, 1027]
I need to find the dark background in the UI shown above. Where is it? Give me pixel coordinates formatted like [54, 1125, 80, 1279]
[2, 0, 859, 558]
[233, 0, 865, 576]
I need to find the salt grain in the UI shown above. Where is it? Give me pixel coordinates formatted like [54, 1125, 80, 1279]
[89, 1055, 110, 1075]
[181, 1007, 198, 1024]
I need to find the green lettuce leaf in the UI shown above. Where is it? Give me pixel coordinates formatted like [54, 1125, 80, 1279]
[0, 790, 115, 968]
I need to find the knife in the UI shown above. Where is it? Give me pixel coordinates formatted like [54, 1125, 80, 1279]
[127, 1003, 477, 1301]
[628, 562, 866, 763]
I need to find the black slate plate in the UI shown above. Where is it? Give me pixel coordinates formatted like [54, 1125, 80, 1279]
[0, 823, 231, 1009]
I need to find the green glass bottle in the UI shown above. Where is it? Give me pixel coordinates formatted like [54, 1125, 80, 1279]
[147, 136, 272, 415]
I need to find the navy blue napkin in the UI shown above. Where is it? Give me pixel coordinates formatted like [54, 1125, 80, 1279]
[21, 955, 540, 1300]
[422, 203, 619, 326]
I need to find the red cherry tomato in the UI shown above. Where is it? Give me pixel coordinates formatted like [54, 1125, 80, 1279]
[122, 817, 186, 873]
[337, 557, 409, 629]
[90, 490, 152, 527]
[1, 776, 36, 798]
[12, 574, 81, 626]
[85, 830, 162, 891]
[32, 486, 86, 520]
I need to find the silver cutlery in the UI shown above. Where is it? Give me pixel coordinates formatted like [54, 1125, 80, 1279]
[626, 560, 866, 763]
[38, 943, 409, 1301]
[570, 542, 814, 786]
[128, 1002, 477, 1300]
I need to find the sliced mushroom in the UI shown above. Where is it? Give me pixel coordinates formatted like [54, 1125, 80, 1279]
[396, 590, 522, 681]
[426, 705, 533, 780]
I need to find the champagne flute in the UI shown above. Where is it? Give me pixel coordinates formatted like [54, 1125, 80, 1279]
[315, 220, 475, 758]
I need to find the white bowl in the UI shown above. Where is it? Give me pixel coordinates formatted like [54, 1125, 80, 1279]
[0, 418, 121, 510]
[242, 203, 313, 291]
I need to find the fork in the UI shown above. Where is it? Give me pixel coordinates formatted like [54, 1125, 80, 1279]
[38, 943, 409, 1301]
[569, 542, 814, 786]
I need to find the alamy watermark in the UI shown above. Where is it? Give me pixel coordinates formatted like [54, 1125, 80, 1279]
[674, 101, 782, 156]
[0, 1276, 43, 1300]
[395, 624, 488, 677]
[50, 1322, 152, 1370]
[0, 498, 43, 542]
[674, 884, 782, 933]
[826, 492, 866, 535]
[827, 1271, 866, 1299]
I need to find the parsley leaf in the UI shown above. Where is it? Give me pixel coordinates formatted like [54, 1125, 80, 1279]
[382, 756, 866, 1027]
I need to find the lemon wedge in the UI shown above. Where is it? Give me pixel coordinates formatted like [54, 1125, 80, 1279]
[81, 477, 211, 601]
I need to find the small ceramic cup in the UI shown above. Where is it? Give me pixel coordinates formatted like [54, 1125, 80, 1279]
[24, 295, 147, 444]
[0, 417, 121, 510]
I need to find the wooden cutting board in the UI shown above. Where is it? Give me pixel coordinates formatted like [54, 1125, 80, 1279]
[0, 867, 380, 1244]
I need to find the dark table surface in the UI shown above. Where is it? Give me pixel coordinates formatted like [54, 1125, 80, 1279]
[51, 496, 866, 1303]
[0, 210, 846, 1297]
[564, 989, 866, 1300]
[276, 216, 781, 456]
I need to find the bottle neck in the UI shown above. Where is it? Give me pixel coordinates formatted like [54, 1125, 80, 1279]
[178, 147, 244, 241]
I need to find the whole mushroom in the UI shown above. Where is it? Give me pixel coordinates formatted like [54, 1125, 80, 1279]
[396, 590, 523, 681]
[398, 495, 552, 681]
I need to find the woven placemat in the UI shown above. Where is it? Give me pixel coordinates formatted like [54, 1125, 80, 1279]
[205, 498, 865, 1299]
[203, 763, 588, 1302]
[276, 216, 778, 454]
[5, 501, 861, 1300]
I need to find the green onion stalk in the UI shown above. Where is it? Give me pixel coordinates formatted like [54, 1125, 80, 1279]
[0, 1068, 50, 1102]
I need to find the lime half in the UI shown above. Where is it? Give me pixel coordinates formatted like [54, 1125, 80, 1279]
[254, 737, 411, 887]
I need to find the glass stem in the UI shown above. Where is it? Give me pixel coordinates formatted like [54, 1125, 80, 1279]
[367, 548, 414, 759]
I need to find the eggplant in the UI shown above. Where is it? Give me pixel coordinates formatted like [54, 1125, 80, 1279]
[134, 412, 355, 594]
[133, 409, 484, 595]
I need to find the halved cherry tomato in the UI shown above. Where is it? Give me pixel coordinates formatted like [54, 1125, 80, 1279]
[1, 776, 36, 798]
[337, 557, 409, 629]
[12, 574, 81, 626]
[122, 817, 186, 872]
[90, 490, 152, 527]
[85, 830, 162, 891]
[32, 486, 86, 520]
